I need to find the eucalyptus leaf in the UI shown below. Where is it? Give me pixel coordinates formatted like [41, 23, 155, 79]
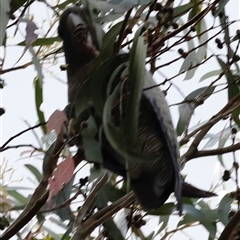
[199, 70, 222, 82]
[74, 79, 92, 119]
[217, 57, 240, 127]
[0, 0, 10, 46]
[197, 19, 207, 64]
[52, 175, 75, 221]
[91, 54, 128, 117]
[103, 218, 125, 240]
[98, 21, 124, 62]
[173, 2, 194, 20]
[176, 86, 216, 136]
[124, 24, 148, 142]
[218, 194, 233, 225]
[179, 204, 216, 239]
[179, 52, 198, 78]
[214, 0, 230, 17]
[25, 164, 42, 182]
[34, 76, 46, 134]
[8, 190, 28, 205]
[17, 37, 60, 46]
[147, 203, 175, 216]
[156, 215, 170, 236]
[81, 115, 103, 163]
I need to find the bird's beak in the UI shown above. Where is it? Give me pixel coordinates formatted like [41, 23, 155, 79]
[66, 12, 86, 34]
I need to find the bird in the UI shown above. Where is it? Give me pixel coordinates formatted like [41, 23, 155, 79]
[58, 6, 216, 213]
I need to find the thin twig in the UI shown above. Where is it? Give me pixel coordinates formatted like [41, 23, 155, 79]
[1, 122, 46, 149]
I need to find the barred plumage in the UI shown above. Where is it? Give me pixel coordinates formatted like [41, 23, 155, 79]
[58, 6, 216, 212]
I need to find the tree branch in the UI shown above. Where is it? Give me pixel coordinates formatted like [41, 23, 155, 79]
[1, 132, 64, 240]
[0, 122, 46, 149]
[192, 142, 240, 159]
[183, 93, 240, 162]
[218, 209, 240, 240]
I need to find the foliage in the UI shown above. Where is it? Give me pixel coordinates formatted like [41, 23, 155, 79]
[0, 0, 240, 239]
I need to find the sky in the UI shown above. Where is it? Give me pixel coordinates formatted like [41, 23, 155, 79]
[1, 0, 240, 239]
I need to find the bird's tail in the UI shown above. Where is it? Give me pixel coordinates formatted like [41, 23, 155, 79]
[182, 182, 217, 198]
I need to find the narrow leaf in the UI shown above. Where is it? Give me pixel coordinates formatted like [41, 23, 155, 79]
[218, 194, 233, 225]
[81, 115, 103, 163]
[124, 24, 148, 142]
[34, 77, 46, 134]
[25, 164, 42, 182]
[0, 0, 10, 46]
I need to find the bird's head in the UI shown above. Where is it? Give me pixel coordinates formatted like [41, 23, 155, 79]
[58, 7, 99, 71]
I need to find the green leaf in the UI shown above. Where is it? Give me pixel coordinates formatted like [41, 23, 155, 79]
[214, 0, 230, 17]
[8, 190, 28, 205]
[11, 204, 26, 211]
[74, 81, 92, 122]
[25, 164, 42, 182]
[102, 183, 126, 202]
[179, 204, 216, 239]
[196, 19, 207, 64]
[218, 194, 233, 225]
[0, 0, 10, 46]
[81, 115, 103, 163]
[53, 176, 75, 221]
[202, 125, 234, 149]
[30, 47, 44, 84]
[155, 215, 170, 235]
[179, 52, 198, 80]
[123, 24, 147, 143]
[17, 37, 60, 46]
[199, 70, 222, 82]
[42, 131, 64, 173]
[34, 76, 46, 134]
[91, 54, 128, 117]
[103, 218, 125, 240]
[62, 221, 73, 240]
[176, 86, 216, 136]
[188, 0, 201, 20]
[173, 2, 194, 19]
[217, 57, 240, 127]
[147, 203, 175, 216]
[146, 232, 155, 240]
[98, 21, 123, 63]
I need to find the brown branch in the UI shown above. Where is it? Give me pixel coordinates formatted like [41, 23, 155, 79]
[71, 191, 135, 240]
[74, 173, 109, 227]
[218, 209, 240, 240]
[0, 61, 33, 74]
[0, 144, 43, 152]
[180, 106, 238, 147]
[1, 132, 64, 240]
[40, 188, 83, 213]
[193, 142, 240, 159]
[152, 0, 221, 51]
[0, 122, 46, 149]
[160, 223, 199, 240]
[183, 93, 240, 161]
[1, 191, 49, 240]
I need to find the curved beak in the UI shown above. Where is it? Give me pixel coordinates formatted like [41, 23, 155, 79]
[66, 12, 86, 34]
